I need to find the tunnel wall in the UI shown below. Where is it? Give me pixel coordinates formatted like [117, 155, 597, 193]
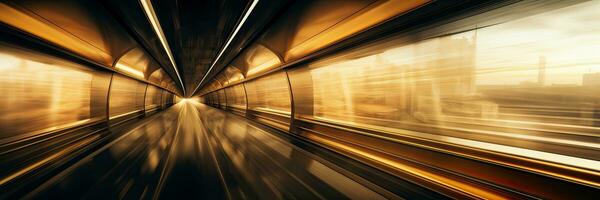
[0, 41, 176, 141]
[0, 0, 180, 141]
[0, 2, 183, 192]
[0, 34, 177, 193]
[199, 1, 600, 198]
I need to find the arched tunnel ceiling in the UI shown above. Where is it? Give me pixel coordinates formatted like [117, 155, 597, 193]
[151, 0, 247, 96]
[101, 0, 434, 97]
[103, 0, 287, 97]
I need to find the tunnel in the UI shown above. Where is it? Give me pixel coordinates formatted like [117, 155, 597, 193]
[1, 0, 600, 199]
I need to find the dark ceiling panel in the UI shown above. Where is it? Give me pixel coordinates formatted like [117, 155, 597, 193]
[191, 0, 291, 96]
[153, 0, 249, 95]
[102, 0, 183, 95]
[103, 0, 289, 97]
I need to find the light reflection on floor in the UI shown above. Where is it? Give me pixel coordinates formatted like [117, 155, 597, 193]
[13, 101, 387, 199]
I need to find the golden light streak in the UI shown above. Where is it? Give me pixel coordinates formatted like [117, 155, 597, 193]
[338, 118, 600, 176]
[0, 50, 93, 137]
[246, 57, 281, 77]
[140, 0, 185, 95]
[192, 0, 260, 96]
[304, 133, 506, 199]
[115, 62, 145, 78]
[284, 0, 430, 62]
[244, 72, 291, 114]
[0, 3, 112, 66]
[109, 110, 142, 120]
[0, 135, 99, 185]
[311, 115, 600, 187]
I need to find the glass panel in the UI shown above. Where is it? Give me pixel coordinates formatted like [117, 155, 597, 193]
[157, 89, 163, 108]
[218, 89, 227, 108]
[109, 74, 145, 118]
[161, 90, 169, 107]
[245, 71, 290, 115]
[209, 92, 218, 106]
[0, 45, 103, 139]
[145, 85, 161, 110]
[206, 92, 213, 105]
[165, 92, 173, 105]
[225, 84, 247, 109]
[161, 91, 166, 107]
[288, 1, 600, 161]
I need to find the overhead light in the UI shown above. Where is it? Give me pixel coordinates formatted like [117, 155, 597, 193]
[115, 62, 145, 78]
[140, 0, 186, 96]
[191, 0, 259, 96]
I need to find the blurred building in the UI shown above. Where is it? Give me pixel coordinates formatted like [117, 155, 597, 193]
[583, 72, 600, 86]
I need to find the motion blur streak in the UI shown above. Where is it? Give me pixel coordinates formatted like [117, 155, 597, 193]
[0, 2, 112, 65]
[7, 101, 389, 199]
[201, 0, 600, 199]
[3, 0, 600, 199]
[304, 133, 506, 199]
[139, 0, 185, 95]
[0, 135, 98, 186]
[0, 48, 93, 138]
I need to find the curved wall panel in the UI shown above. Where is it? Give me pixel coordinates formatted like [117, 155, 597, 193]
[0, 43, 110, 140]
[108, 74, 146, 119]
[200, 1, 600, 198]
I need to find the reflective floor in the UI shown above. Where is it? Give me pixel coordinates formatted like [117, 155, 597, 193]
[20, 101, 390, 199]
